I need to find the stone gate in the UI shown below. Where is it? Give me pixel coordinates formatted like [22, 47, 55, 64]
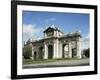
[31, 25, 82, 60]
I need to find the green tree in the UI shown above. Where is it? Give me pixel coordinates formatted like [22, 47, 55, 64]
[83, 48, 90, 58]
[23, 45, 32, 59]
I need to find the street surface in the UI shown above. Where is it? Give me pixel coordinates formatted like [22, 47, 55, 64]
[23, 58, 89, 69]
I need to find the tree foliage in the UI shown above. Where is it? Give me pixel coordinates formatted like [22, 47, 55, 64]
[83, 48, 90, 58]
[23, 45, 32, 59]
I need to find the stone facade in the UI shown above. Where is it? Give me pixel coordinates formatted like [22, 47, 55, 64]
[30, 25, 82, 60]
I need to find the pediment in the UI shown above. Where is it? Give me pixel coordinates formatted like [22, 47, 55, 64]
[44, 27, 55, 33]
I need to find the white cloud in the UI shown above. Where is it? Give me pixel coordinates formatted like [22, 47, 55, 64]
[23, 24, 43, 42]
[82, 33, 90, 49]
[23, 24, 40, 33]
[45, 17, 56, 23]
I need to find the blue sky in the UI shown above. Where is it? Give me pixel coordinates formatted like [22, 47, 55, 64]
[22, 11, 90, 49]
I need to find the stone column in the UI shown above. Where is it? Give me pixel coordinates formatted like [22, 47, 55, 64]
[54, 31, 56, 37]
[56, 39, 59, 58]
[76, 37, 82, 58]
[44, 33, 46, 38]
[59, 42, 63, 58]
[44, 44, 48, 59]
[53, 39, 56, 59]
[53, 43, 56, 59]
[53, 39, 59, 59]
[68, 41, 72, 58]
[31, 46, 34, 60]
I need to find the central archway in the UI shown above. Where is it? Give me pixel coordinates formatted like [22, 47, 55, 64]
[48, 45, 53, 59]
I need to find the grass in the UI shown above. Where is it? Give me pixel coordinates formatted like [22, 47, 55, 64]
[23, 57, 81, 64]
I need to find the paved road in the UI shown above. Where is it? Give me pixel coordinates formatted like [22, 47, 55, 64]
[23, 58, 89, 69]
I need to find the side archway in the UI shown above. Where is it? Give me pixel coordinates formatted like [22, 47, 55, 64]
[62, 44, 69, 58]
[38, 47, 44, 59]
[48, 45, 53, 59]
[34, 52, 37, 60]
[72, 48, 77, 58]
